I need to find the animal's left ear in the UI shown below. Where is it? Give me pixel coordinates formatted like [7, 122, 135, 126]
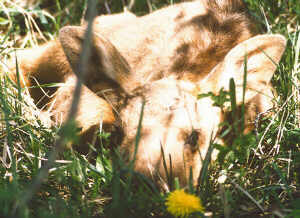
[204, 34, 286, 103]
[59, 26, 135, 93]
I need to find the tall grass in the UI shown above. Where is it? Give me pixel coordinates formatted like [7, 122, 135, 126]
[0, 0, 299, 217]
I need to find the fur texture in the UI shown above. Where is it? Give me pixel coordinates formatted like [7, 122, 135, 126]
[9, 0, 286, 187]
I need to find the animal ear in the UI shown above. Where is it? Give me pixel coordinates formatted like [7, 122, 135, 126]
[203, 34, 286, 104]
[59, 26, 135, 92]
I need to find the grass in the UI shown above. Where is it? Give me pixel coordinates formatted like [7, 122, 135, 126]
[0, 0, 299, 217]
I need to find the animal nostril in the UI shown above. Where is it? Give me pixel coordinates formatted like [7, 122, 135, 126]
[185, 130, 200, 150]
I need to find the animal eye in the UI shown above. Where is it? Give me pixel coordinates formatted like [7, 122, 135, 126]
[185, 130, 200, 151]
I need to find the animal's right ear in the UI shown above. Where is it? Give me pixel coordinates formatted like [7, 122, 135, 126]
[202, 34, 286, 103]
[59, 26, 134, 92]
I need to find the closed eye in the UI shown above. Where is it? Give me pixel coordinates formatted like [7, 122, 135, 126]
[185, 129, 200, 152]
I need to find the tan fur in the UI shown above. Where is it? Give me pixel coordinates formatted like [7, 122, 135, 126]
[8, 0, 286, 187]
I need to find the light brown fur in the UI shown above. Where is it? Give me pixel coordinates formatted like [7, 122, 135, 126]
[8, 0, 286, 187]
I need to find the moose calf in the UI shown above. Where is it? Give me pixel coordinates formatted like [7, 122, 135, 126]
[9, 0, 286, 188]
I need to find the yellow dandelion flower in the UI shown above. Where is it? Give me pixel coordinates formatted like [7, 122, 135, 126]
[165, 189, 204, 217]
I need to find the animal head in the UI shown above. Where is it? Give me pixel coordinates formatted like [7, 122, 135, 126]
[59, 25, 286, 186]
